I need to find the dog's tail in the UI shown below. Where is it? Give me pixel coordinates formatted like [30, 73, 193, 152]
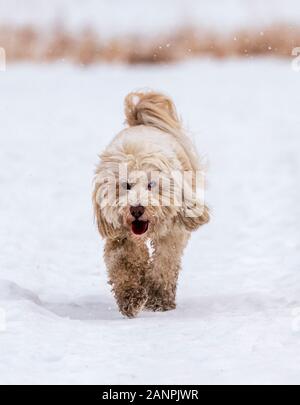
[125, 91, 181, 133]
[124, 90, 200, 171]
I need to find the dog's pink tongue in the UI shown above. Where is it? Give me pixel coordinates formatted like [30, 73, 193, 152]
[132, 220, 149, 235]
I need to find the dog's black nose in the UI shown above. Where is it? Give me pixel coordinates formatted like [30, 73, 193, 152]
[130, 205, 145, 219]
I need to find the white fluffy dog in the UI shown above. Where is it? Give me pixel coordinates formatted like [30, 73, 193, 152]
[93, 91, 209, 318]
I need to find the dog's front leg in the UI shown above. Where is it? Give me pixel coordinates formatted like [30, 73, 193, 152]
[145, 231, 188, 312]
[104, 239, 149, 318]
[145, 260, 179, 312]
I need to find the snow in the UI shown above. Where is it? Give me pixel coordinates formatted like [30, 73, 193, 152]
[0, 0, 300, 37]
[0, 59, 300, 384]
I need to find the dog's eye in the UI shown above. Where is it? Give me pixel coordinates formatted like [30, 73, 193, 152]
[148, 180, 157, 190]
[121, 182, 131, 190]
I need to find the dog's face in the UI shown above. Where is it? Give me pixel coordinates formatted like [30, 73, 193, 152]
[94, 161, 182, 240]
[93, 128, 209, 240]
[120, 166, 183, 239]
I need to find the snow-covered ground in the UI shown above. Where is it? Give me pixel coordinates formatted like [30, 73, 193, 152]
[0, 59, 300, 384]
[0, 0, 300, 36]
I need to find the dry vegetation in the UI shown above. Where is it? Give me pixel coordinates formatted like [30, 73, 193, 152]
[0, 24, 299, 64]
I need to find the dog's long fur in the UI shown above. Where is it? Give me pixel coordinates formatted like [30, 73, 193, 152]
[93, 91, 209, 317]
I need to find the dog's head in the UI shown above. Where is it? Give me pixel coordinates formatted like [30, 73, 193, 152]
[93, 91, 209, 240]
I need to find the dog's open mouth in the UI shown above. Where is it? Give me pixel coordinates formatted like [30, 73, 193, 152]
[131, 220, 149, 236]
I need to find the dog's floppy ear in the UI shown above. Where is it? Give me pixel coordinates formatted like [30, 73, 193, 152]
[177, 168, 210, 231]
[178, 203, 210, 232]
[92, 184, 118, 239]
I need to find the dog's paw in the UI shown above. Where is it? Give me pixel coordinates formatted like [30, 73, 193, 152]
[145, 298, 176, 312]
[118, 287, 148, 318]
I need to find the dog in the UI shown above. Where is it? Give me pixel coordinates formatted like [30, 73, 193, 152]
[93, 91, 209, 318]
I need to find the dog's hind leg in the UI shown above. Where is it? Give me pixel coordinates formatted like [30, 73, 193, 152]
[104, 238, 150, 318]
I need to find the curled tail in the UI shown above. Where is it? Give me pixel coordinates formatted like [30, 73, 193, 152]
[125, 91, 181, 133]
[124, 90, 200, 172]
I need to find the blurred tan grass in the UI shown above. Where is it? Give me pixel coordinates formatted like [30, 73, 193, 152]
[0, 24, 299, 64]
